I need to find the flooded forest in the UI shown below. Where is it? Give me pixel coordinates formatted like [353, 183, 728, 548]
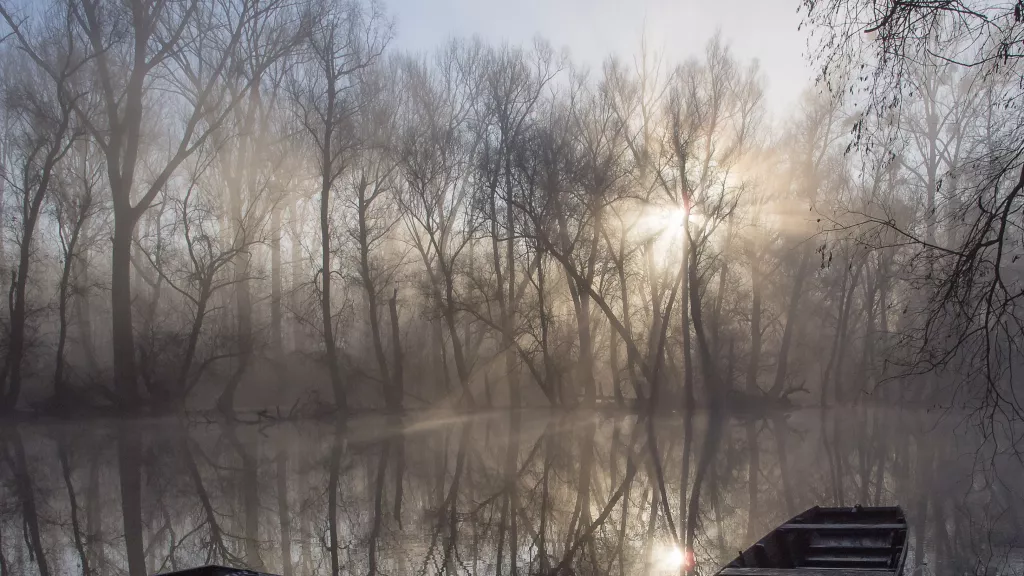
[0, 0, 1023, 574]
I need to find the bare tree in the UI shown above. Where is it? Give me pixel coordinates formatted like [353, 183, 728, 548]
[0, 39, 78, 411]
[51, 139, 102, 410]
[803, 0, 1024, 441]
[293, 0, 391, 413]
[395, 44, 482, 407]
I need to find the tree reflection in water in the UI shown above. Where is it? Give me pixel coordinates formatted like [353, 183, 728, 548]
[1, 409, 1021, 576]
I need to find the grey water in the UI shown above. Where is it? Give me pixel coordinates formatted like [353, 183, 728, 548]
[2, 408, 1021, 576]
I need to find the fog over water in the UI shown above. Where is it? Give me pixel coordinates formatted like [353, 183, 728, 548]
[3, 408, 1022, 576]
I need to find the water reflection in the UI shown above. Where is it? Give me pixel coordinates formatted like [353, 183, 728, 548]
[1, 409, 1021, 576]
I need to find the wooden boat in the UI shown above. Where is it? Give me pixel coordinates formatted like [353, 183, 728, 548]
[715, 505, 909, 576]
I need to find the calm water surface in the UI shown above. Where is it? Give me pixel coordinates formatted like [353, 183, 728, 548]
[2, 408, 1022, 576]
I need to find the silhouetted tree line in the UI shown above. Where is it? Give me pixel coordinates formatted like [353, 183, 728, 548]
[0, 0, 1017, 429]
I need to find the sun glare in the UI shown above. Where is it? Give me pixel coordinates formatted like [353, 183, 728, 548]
[663, 546, 684, 568]
[659, 206, 702, 228]
[634, 204, 703, 270]
[655, 544, 695, 573]
[637, 204, 703, 238]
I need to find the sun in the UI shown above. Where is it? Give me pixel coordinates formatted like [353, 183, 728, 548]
[655, 543, 696, 573]
[635, 203, 699, 269]
[636, 202, 703, 237]
[664, 546, 685, 568]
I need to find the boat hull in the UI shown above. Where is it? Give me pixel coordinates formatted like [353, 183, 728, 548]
[716, 506, 909, 576]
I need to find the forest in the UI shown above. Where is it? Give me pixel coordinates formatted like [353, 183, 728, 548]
[0, 0, 1023, 576]
[0, 0, 1015, 423]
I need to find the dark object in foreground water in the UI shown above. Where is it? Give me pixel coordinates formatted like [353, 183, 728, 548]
[716, 505, 908, 576]
[154, 567, 278, 576]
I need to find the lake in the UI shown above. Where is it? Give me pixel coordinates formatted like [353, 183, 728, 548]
[2, 408, 1021, 576]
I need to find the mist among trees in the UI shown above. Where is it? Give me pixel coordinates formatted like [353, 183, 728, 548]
[0, 0, 1018, 428]
[0, 0, 1023, 575]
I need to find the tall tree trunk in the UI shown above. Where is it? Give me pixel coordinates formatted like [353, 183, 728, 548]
[4, 204, 43, 410]
[54, 214, 85, 409]
[746, 241, 762, 398]
[276, 448, 292, 576]
[388, 290, 404, 412]
[233, 429, 263, 570]
[577, 272, 597, 405]
[680, 225, 694, 409]
[768, 247, 811, 397]
[271, 204, 285, 402]
[614, 240, 642, 402]
[112, 216, 139, 408]
[679, 222, 699, 543]
[684, 414, 725, 574]
[290, 197, 305, 352]
[821, 257, 862, 407]
[563, 420, 596, 559]
[4, 107, 73, 410]
[556, 204, 599, 406]
[711, 461, 727, 563]
[744, 240, 764, 543]
[433, 319, 450, 396]
[392, 427, 405, 528]
[504, 180, 520, 412]
[57, 435, 91, 576]
[85, 450, 105, 574]
[537, 254, 559, 404]
[681, 219, 729, 572]
[319, 65, 346, 413]
[772, 414, 796, 515]
[367, 441, 390, 576]
[438, 274, 474, 407]
[299, 449, 313, 575]
[538, 428, 552, 574]
[217, 174, 253, 414]
[321, 185, 345, 412]
[136, 207, 166, 401]
[680, 398, 693, 545]
[710, 216, 734, 359]
[117, 422, 146, 576]
[502, 411, 521, 576]
[745, 419, 759, 543]
[610, 323, 622, 406]
[10, 427, 50, 576]
[913, 432, 931, 571]
[442, 423, 470, 574]
[357, 178, 394, 410]
[75, 256, 99, 376]
[328, 421, 345, 576]
[175, 286, 211, 399]
[612, 460, 631, 576]
[365, 285, 390, 407]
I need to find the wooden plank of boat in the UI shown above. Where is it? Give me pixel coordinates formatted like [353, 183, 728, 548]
[779, 523, 906, 531]
[154, 566, 277, 576]
[719, 569, 895, 576]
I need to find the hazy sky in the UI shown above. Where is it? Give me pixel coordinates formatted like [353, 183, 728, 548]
[387, 0, 816, 116]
